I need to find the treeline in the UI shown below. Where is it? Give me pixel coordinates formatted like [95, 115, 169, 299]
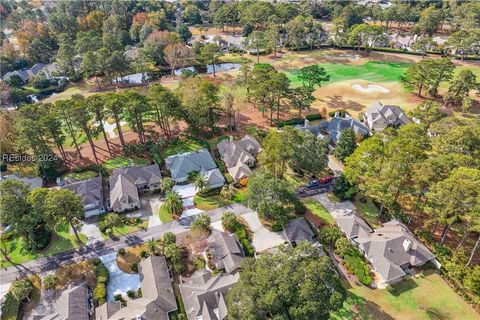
[338, 102, 480, 296]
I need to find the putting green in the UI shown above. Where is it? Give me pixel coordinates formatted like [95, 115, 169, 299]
[286, 61, 411, 85]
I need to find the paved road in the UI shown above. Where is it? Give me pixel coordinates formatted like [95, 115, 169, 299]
[0, 204, 250, 285]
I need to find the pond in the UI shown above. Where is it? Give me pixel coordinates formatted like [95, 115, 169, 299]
[174, 63, 241, 76]
[114, 72, 150, 84]
[99, 252, 140, 301]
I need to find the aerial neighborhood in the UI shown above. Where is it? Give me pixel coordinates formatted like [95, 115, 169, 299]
[1, 1, 480, 320]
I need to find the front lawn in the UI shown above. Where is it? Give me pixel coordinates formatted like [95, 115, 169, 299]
[102, 157, 150, 172]
[0, 223, 87, 268]
[61, 170, 98, 181]
[332, 271, 479, 320]
[302, 199, 335, 225]
[162, 136, 206, 159]
[353, 195, 381, 228]
[193, 194, 233, 211]
[99, 215, 147, 239]
[159, 204, 174, 223]
[116, 244, 146, 273]
[232, 187, 248, 203]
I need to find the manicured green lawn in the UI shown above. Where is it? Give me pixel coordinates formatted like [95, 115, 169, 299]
[61, 170, 98, 181]
[102, 156, 150, 172]
[232, 188, 248, 203]
[162, 137, 206, 159]
[353, 195, 381, 228]
[193, 194, 233, 211]
[332, 271, 479, 320]
[302, 199, 335, 225]
[0, 223, 87, 268]
[286, 61, 411, 86]
[2, 162, 37, 177]
[98, 216, 148, 239]
[159, 204, 174, 223]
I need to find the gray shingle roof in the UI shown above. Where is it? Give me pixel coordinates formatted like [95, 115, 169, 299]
[109, 164, 161, 211]
[217, 135, 261, 182]
[62, 176, 103, 212]
[95, 256, 177, 320]
[334, 213, 373, 239]
[3, 63, 48, 82]
[180, 270, 239, 320]
[366, 102, 411, 130]
[42, 283, 89, 320]
[0, 173, 43, 190]
[357, 220, 435, 283]
[324, 116, 370, 143]
[283, 217, 315, 244]
[208, 231, 245, 274]
[165, 149, 225, 188]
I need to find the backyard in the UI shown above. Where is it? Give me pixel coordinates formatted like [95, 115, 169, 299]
[161, 136, 206, 159]
[332, 271, 479, 320]
[60, 170, 98, 181]
[102, 156, 150, 172]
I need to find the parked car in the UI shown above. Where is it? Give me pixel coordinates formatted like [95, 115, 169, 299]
[319, 176, 334, 184]
[305, 179, 320, 189]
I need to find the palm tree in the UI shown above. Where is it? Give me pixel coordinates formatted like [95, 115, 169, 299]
[146, 238, 159, 256]
[165, 190, 183, 218]
[193, 173, 208, 195]
[160, 177, 174, 194]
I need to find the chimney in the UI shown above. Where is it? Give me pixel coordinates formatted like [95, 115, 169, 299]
[229, 135, 233, 142]
[403, 239, 412, 252]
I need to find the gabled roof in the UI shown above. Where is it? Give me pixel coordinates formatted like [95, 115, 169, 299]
[3, 63, 48, 81]
[109, 164, 161, 210]
[62, 176, 103, 211]
[217, 135, 261, 182]
[334, 213, 373, 239]
[95, 256, 177, 320]
[180, 270, 239, 320]
[42, 283, 89, 320]
[283, 217, 315, 244]
[323, 116, 370, 143]
[208, 231, 245, 274]
[165, 149, 225, 187]
[366, 102, 411, 128]
[357, 220, 435, 283]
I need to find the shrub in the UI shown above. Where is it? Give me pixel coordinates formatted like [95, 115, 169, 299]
[278, 118, 305, 128]
[131, 262, 138, 273]
[271, 223, 283, 232]
[136, 288, 143, 298]
[140, 250, 148, 258]
[42, 275, 58, 291]
[0, 293, 21, 320]
[191, 213, 211, 234]
[328, 110, 349, 118]
[333, 175, 357, 201]
[222, 212, 240, 232]
[305, 113, 322, 121]
[127, 290, 135, 299]
[118, 248, 126, 256]
[294, 201, 306, 215]
[95, 265, 109, 284]
[344, 254, 372, 286]
[0, 161, 7, 172]
[91, 258, 102, 266]
[93, 283, 107, 305]
[225, 173, 234, 184]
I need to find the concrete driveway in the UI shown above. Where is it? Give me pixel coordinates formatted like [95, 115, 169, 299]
[328, 155, 344, 177]
[311, 193, 355, 218]
[241, 212, 287, 253]
[100, 252, 140, 301]
[173, 184, 197, 198]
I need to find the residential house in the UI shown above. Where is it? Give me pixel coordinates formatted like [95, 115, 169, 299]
[96, 256, 177, 320]
[217, 135, 262, 183]
[208, 231, 245, 274]
[3, 62, 59, 82]
[179, 270, 239, 320]
[283, 217, 316, 246]
[109, 164, 162, 213]
[0, 173, 43, 190]
[293, 119, 328, 140]
[356, 220, 439, 286]
[165, 149, 225, 189]
[320, 115, 370, 144]
[61, 176, 105, 218]
[364, 102, 411, 131]
[334, 212, 373, 244]
[40, 283, 92, 320]
[388, 33, 417, 50]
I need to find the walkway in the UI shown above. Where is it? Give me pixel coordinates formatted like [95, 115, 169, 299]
[0, 204, 250, 285]
[310, 193, 355, 218]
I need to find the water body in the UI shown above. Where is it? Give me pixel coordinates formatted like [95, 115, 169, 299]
[174, 63, 241, 76]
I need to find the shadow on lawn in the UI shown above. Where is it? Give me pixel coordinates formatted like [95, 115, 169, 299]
[336, 291, 395, 320]
[387, 278, 419, 296]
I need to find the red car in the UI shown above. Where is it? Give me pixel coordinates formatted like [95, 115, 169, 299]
[319, 176, 334, 184]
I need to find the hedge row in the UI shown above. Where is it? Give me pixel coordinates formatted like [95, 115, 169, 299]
[234, 225, 255, 257]
[92, 260, 109, 306]
[277, 113, 323, 128]
[0, 293, 21, 320]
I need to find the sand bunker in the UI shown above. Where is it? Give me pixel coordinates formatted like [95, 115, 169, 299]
[352, 84, 390, 93]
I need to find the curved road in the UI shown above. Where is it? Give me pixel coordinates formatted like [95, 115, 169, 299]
[0, 204, 250, 285]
